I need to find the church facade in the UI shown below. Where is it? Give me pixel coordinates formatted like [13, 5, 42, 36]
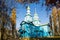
[18, 6, 51, 38]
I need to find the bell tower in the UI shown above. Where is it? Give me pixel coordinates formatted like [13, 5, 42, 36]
[24, 6, 32, 23]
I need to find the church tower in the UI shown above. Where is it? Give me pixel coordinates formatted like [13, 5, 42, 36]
[24, 6, 32, 23]
[33, 8, 40, 26]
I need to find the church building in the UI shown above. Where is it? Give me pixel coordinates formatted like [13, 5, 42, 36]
[18, 6, 51, 38]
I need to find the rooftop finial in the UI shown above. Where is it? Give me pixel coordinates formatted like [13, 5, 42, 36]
[27, 5, 30, 10]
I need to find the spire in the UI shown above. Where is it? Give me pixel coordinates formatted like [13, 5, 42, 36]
[33, 8, 39, 21]
[34, 8, 39, 20]
[26, 6, 30, 15]
[24, 6, 32, 23]
[33, 8, 40, 26]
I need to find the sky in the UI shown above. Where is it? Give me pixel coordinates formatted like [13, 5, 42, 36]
[16, 0, 52, 30]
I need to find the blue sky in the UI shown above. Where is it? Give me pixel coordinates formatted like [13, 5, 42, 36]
[5, 0, 52, 30]
[16, 1, 52, 30]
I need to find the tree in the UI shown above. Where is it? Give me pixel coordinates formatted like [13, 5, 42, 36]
[11, 8, 16, 38]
